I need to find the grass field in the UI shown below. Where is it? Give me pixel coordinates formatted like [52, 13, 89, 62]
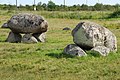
[0, 11, 120, 80]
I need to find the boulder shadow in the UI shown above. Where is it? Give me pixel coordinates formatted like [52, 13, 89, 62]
[46, 52, 75, 59]
[0, 41, 4, 42]
[86, 50, 101, 57]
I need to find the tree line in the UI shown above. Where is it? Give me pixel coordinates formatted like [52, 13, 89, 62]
[0, 1, 120, 11]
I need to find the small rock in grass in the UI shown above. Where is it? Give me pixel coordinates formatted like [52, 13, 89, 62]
[91, 46, 110, 56]
[21, 34, 38, 43]
[63, 44, 87, 57]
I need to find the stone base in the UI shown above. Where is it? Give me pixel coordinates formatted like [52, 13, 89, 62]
[6, 31, 22, 43]
[6, 32, 46, 43]
[21, 34, 38, 43]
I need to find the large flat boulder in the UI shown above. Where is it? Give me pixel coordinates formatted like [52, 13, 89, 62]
[2, 13, 48, 34]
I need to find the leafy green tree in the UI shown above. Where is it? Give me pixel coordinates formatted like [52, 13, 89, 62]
[0, 1, 119, 11]
[94, 3, 104, 11]
[41, 3, 47, 10]
[81, 4, 88, 10]
[38, 2, 42, 6]
[37, 2, 44, 11]
[114, 4, 120, 11]
[104, 5, 115, 11]
[47, 1, 56, 11]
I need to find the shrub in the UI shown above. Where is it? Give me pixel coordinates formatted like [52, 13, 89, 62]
[108, 10, 120, 18]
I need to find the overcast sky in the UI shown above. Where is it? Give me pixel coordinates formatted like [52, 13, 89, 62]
[0, 0, 120, 6]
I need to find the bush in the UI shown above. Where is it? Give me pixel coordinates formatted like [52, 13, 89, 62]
[108, 10, 120, 18]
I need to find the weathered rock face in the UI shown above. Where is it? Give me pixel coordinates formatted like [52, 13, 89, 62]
[21, 34, 38, 43]
[63, 44, 87, 57]
[64, 21, 117, 57]
[91, 46, 110, 56]
[3, 13, 48, 34]
[72, 21, 117, 52]
[32, 33, 46, 42]
[6, 31, 22, 43]
[2, 13, 48, 43]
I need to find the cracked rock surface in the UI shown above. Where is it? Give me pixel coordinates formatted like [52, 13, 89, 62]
[64, 21, 117, 56]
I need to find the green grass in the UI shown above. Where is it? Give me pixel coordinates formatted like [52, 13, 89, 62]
[0, 10, 113, 20]
[0, 11, 120, 80]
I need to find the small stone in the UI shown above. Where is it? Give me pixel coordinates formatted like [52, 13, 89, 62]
[91, 46, 110, 56]
[21, 34, 38, 43]
[63, 44, 87, 57]
[32, 33, 46, 42]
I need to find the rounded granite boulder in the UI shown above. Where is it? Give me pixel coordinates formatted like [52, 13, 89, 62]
[72, 21, 117, 52]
